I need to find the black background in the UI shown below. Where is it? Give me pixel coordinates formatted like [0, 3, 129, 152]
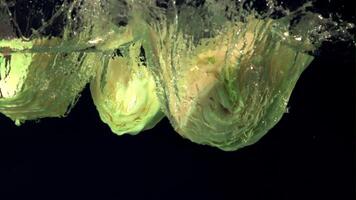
[0, 0, 355, 199]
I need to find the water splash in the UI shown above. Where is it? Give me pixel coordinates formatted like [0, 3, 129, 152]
[0, 0, 353, 150]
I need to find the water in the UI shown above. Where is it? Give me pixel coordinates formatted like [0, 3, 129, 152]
[0, 0, 354, 150]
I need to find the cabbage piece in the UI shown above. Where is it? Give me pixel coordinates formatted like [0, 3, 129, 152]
[90, 42, 163, 135]
[0, 38, 96, 124]
[0, 0, 113, 124]
[137, 5, 314, 150]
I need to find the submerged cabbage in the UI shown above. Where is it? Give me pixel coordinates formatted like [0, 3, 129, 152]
[90, 40, 163, 135]
[0, 0, 352, 151]
[0, 0, 117, 124]
[0, 38, 96, 124]
[133, 2, 315, 150]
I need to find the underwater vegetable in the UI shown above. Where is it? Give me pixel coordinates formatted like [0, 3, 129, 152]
[0, 0, 115, 124]
[135, 2, 314, 150]
[90, 41, 163, 135]
[0, 0, 353, 151]
[0, 38, 96, 124]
